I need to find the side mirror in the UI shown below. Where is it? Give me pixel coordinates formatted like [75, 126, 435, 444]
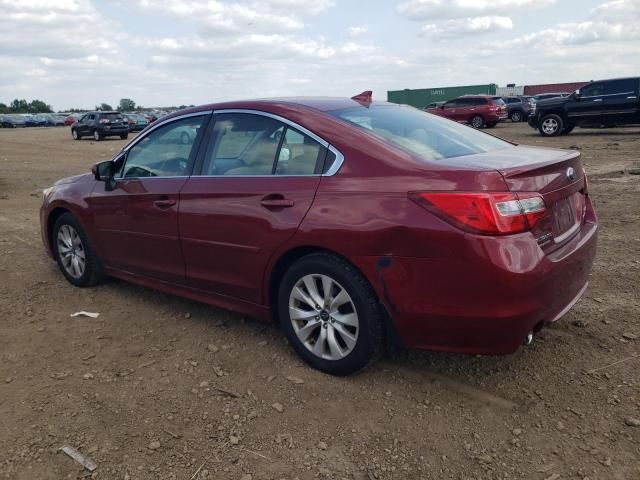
[93, 160, 116, 191]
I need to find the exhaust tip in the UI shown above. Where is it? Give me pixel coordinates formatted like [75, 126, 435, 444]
[523, 331, 534, 346]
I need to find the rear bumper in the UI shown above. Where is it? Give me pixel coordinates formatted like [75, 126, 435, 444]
[98, 127, 129, 135]
[353, 198, 598, 355]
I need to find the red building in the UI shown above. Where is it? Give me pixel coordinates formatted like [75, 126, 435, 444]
[524, 82, 589, 96]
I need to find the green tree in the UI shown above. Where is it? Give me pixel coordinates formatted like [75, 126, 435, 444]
[117, 98, 136, 112]
[0, 103, 8, 114]
[10, 99, 29, 113]
[28, 99, 53, 113]
[96, 103, 113, 111]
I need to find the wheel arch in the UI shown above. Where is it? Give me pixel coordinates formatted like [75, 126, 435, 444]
[47, 207, 72, 252]
[266, 245, 402, 351]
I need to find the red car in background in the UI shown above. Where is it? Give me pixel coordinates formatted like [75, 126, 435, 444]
[40, 95, 597, 375]
[426, 95, 507, 128]
[64, 113, 83, 126]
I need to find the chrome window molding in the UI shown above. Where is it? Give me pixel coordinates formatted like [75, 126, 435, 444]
[111, 107, 345, 178]
[581, 91, 635, 99]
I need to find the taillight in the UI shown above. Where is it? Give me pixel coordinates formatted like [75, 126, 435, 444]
[410, 192, 546, 235]
[99, 118, 110, 124]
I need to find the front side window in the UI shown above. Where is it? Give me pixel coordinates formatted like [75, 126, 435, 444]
[580, 83, 605, 97]
[119, 115, 207, 178]
[330, 104, 512, 162]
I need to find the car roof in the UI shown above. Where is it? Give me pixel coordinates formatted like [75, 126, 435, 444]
[172, 97, 396, 116]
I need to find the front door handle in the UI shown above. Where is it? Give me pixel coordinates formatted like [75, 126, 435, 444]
[153, 198, 176, 209]
[261, 194, 294, 209]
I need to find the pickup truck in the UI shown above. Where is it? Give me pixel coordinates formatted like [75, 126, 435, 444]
[528, 77, 640, 136]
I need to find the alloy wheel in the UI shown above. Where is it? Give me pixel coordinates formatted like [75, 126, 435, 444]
[511, 111, 522, 122]
[93, 130, 100, 141]
[471, 116, 483, 128]
[542, 118, 559, 135]
[288, 274, 359, 361]
[57, 224, 86, 279]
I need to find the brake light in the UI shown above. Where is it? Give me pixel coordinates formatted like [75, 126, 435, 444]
[99, 118, 110, 124]
[411, 192, 546, 235]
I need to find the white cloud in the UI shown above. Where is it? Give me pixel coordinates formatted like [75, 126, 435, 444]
[349, 26, 369, 36]
[422, 16, 513, 37]
[397, 0, 555, 20]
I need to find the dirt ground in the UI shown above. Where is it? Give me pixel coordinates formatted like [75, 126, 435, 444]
[0, 123, 639, 480]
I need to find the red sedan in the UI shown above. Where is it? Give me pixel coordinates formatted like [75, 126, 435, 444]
[40, 95, 597, 375]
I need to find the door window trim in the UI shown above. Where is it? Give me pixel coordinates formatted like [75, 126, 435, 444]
[193, 109, 344, 178]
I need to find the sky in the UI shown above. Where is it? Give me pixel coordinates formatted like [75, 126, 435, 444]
[1, 0, 639, 110]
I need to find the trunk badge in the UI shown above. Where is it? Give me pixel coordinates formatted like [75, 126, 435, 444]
[566, 167, 576, 182]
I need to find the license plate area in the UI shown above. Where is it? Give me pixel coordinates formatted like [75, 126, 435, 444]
[551, 192, 584, 242]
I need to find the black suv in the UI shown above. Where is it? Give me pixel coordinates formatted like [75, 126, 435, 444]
[502, 96, 534, 122]
[528, 77, 640, 136]
[71, 111, 129, 141]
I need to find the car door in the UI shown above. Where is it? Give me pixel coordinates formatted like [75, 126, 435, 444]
[599, 78, 639, 124]
[455, 98, 476, 122]
[88, 112, 211, 283]
[440, 100, 459, 120]
[178, 111, 328, 303]
[569, 82, 605, 122]
[76, 114, 90, 135]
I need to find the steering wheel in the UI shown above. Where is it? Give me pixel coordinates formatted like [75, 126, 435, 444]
[124, 165, 157, 178]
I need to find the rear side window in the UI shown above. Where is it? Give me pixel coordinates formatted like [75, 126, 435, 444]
[492, 98, 506, 106]
[275, 129, 324, 175]
[604, 79, 638, 95]
[201, 113, 325, 176]
[330, 105, 511, 161]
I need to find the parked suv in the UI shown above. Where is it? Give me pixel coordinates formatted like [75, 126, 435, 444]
[426, 95, 507, 128]
[502, 96, 534, 122]
[529, 77, 640, 136]
[71, 111, 129, 141]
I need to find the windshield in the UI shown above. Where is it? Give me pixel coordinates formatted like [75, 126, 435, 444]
[329, 105, 512, 161]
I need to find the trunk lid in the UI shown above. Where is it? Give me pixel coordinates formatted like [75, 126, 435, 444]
[438, 145, 587, 248]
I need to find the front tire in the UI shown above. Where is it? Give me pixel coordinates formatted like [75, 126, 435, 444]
[120, 133, 128, 140]
[52, 213, 105, 287]
[93, 129, 102, 141]
[470, 115, 484, 129]
[278, 253, 382, 376]
[72, 129, 81, 140]
[539, 114, 564, 136]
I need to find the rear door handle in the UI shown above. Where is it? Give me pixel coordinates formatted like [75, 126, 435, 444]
[627, 96, 637, 99]
[153, 198, 176, 209]
[261, 195, 294, 209]
[593, 98, 603, 102]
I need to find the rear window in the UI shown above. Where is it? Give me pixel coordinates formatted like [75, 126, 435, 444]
[101, 112, 124, 119]
[492, 97, 506, 106]
[329, 105, 511, 161]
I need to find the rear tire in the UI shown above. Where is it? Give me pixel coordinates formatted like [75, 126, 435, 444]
[510, 110, 523, 122]
[278, 253, 382, 376]
[470, 115, 484, 129]
[52, 213, 106, 287]
[538, 114, 563, 136]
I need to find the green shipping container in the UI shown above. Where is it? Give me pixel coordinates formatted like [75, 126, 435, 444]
[387, 84, 498, 109]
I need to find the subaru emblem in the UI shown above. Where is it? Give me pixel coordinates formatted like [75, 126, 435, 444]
[566, 167, 576, 182]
